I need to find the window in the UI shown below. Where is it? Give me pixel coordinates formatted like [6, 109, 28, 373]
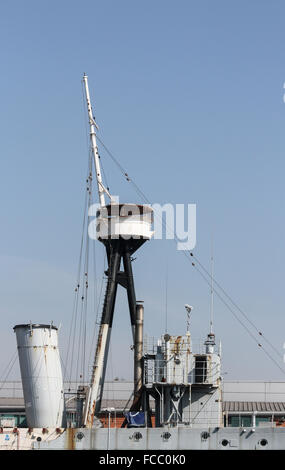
[256, 416, 270, 426]
[195, 356, 207, 383]
[228, 415, 251, 427]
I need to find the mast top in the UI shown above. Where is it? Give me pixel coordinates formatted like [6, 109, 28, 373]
[82, 74, 112, 208]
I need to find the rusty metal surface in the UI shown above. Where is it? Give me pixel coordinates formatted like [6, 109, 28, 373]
[65, 428, 76, 450]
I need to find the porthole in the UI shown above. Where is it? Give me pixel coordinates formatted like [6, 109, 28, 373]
[77, 432, 84, 440]
[221, 439, 229, 447]
[201, 431, 210, 441]
[259, 439, 268, 447]
[162, 432, 171, 440]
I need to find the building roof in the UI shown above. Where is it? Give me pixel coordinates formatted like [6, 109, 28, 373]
[1, 397, 285, 416]
[0, 397, 24, 408]
[223, 401, 285, 413]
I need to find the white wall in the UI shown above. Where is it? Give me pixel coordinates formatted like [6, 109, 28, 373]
[222, 381, 285, 402]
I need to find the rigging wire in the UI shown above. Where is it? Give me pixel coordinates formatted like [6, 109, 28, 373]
[66, 86, 111, 390]
[75, 148, 94, 388]
[65, 188, 87, 386]
[65, 80, 112, 388]
[78, 83, 284, 383]
[65, 149, 92, 387]
[95, 134, 285, 375]
[81, 156, 93, 384]
[66, 153, 110, 387]
[99, 151, 110, 193]
[0, 350, 18, 392]
[192, 262, 285, 376]
[189, 251, 283, 361]
[87, 255, 107, 371]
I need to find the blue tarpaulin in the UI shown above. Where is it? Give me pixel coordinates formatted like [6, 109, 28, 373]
[126, 411, 145, 427]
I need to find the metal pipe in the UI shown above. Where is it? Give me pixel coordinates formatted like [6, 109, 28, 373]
[154, 386, 163, 427]
[134, 303, 144, 398]
[107, 412, 110, 450]
[226, 411, 284, 416]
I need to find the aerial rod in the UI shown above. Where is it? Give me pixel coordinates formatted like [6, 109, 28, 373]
[210, 239, 214, 334]
[82, 73, 111, 208]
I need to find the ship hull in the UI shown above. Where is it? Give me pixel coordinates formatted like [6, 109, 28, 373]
[3, 426, 284, 450]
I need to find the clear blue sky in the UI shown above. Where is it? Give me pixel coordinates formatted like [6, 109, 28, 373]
[1, 0, 285, 382]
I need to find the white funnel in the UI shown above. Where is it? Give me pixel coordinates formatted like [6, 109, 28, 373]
[14, 323, 66, 428]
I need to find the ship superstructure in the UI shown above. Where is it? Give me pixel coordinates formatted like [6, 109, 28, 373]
[143, 332, 222, 429]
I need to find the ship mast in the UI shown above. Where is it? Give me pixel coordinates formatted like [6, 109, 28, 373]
[82, 74, 111, 207]
[82, 74, 154, 428]
[82, 74, 108, 427]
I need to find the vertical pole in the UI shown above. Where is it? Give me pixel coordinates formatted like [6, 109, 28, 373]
[134, 303, 144, 398]
[107, 411, 110, 450]
[210, 239, 214, 334]
[189, 384, 192, 427]
[252, 412, 256, 429]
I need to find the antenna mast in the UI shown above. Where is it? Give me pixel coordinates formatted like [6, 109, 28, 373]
[210, 240, 214, 334]
[205, 239, 216, 353]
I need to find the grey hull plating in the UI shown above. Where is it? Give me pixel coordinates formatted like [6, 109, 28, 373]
[38, 426, 285, 450]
